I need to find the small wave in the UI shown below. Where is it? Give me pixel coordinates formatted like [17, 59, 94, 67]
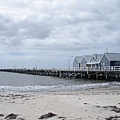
[0, 81, 120, 92]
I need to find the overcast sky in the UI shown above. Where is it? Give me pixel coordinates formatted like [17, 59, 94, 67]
[0, 0, 120, 69]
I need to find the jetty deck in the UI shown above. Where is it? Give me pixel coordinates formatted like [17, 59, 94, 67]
[0, 66, 120, 81]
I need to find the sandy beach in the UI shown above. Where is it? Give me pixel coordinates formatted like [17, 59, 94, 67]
[0, 87, 120, 120]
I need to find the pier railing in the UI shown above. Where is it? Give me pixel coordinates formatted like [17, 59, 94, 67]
[0, 66, 120, 72]
[74, 66, 120, 72]
[51, 66, 120, 72]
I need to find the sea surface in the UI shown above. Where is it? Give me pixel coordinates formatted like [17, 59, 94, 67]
[0, 72, 120, 92]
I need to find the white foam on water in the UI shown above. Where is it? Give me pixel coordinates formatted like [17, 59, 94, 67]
[0, 81, 120, 92]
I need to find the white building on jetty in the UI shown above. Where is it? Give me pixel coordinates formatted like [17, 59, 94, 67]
[81, 55, 93, 67]
[73, 53, 120, 70]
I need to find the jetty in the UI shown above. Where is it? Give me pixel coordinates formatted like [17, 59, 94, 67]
[0, 53, 120, 81]
[0, 66, 120, 81]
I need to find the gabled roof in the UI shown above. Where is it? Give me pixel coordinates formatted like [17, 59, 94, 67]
[74, 56, 83, 63]
[93, 54, 104, 62]
[105, 53, 120, 61]
[84, 55, 93, 62]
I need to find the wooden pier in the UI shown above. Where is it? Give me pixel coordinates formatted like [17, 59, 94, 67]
[0, 66, 120, 81]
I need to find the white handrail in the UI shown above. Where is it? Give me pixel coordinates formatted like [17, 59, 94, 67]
[1, 66, 120, 72]
[74, 66, 120, 71]
[41, 66, 120, 72]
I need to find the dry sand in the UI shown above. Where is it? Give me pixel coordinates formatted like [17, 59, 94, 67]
[0, 88, 120, 120]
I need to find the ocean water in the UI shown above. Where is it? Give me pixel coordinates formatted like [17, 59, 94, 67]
[0, 72, 120, 92]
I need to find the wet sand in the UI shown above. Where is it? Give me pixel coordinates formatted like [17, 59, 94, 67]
[0, 87, 120, 120]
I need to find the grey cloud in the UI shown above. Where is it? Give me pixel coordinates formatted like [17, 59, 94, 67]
[0, 0, 120, 53]
[18, 19, 52, 39]
[0, 14, 19, 37]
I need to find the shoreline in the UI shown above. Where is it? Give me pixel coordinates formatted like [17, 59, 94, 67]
[0, 87, 120, 120]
